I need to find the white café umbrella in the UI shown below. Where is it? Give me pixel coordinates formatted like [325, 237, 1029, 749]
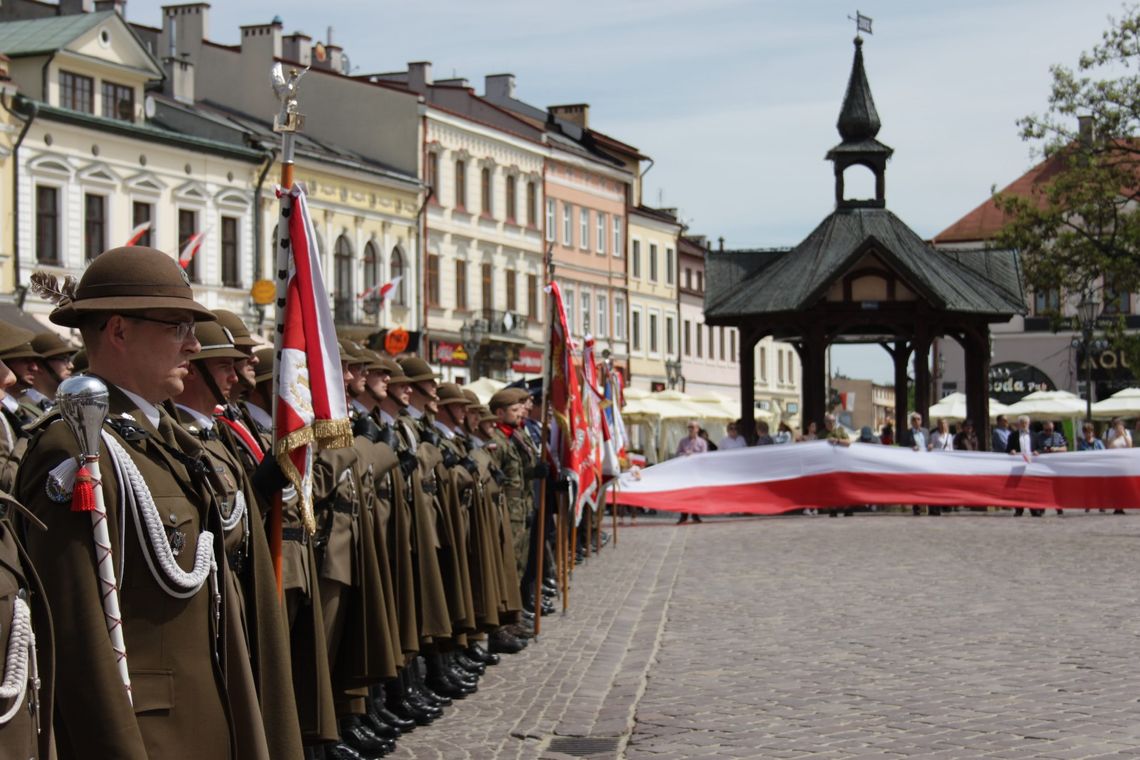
[1091, 387, 1140, 420]
[927, 392, 1009, 423]
[465, 376, 505, 404]
[1004, 389, 1087, 418]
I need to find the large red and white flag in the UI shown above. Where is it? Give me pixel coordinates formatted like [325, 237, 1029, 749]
[273, 184, 352, 533]
[545, 281, 594, 520]
[583, 335, 619, 487]
[124, 220, 151, 247]
[614, 441, 1140, 514]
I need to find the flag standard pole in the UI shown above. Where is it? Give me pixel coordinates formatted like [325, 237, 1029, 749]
[269, 63, 306, 597]
[533, 244, 555, 637]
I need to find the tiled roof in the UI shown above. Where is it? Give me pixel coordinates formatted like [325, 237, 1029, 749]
[705, 207, 1025, 318]
[932, 152, 1066, 244]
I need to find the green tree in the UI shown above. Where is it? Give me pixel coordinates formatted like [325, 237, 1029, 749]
[995, 6, 1140, 319]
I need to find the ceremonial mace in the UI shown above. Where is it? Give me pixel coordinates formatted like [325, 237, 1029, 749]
[57, 375, 132, 703]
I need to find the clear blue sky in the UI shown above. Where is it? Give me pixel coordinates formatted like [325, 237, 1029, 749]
[127, 0, 1125, 381]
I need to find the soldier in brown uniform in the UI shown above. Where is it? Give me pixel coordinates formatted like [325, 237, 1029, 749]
[488, 388, 537, 580]
[0, 323, 53, 759]
[0, 337, 50, 421]
[29, 331, 76, 401]
[172, 320, 304, 760]
[17, 246, 264, 759]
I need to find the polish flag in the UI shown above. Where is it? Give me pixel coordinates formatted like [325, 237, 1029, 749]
[178, 229, 208, 269]
[614, 441, 1140, 515]
[358, 276, 402, 304]
[124, 220, 151, 246]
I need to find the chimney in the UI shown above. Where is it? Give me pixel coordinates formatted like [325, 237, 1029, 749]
[94, 0, 126, 14]
[163, 55, 194, 103]
[484, 73, 515, 101]
[161, 4, 209, 59]
[1078, 115, 1095, 148]
[59, 0, 94, 15]
[281, 32, 312, 67]
[549, 103, 589, 128]
[240, 18, 283, 61]
[406, 61, 432, 95]
[718, 237, 725, 252]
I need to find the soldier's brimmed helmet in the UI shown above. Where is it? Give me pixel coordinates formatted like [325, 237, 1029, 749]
[0, 323, 34, 356]
[212, 309, 258, 350]
[192, 321, 247, 361]
[46, 246, 216, 328]
[436, 382, 468, 406]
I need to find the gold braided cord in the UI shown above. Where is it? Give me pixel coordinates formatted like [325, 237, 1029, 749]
[314, 417, 353, 450]
[275, 426, 317, 535]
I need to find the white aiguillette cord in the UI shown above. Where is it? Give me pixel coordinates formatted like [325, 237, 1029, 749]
[0, 598, 38, 726]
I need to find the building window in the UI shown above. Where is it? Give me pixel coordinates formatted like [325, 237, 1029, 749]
[427, 253, 441, 306]
[363, 241, 379, 293]
[696, 271, 703, 292]
[631, 308, 642, 352]
[778, 350, 785, 383]
[649, 243, 659, 282]
[84, 193, 105, 262]
[454, 159, 467, 209]
[132, 201, 153, 247]
[221, 216, 240, 287]
[719, 327, 726, 360]
[596, 214, 606, 254]
[505, 175, 517, 222]
[1103, 279, 1131, 315]
[708, 325, 714, 359]
[562, 203, 572, 245]
[596, 294, 607, 337]
[101, 81, 134, 122]
[506, 269, 517, 312]
[579, 209, 589, 250]
[614, 296, 625, 340]
[696, 322, 703, 358]
[665, 247, 675, 285]
[35, 186, 60, 263]
[526, 182, 537, 227]
[481, 167, 493, 217]
[1033, 288, 1060, 315]
[648, 311, 659, 354]
[581, 292, 591, 333]
[334, 235, 354, 323]
[666, 314, 675, 355]
[426, 153, 439, 197]
[455, 260, 468, 310]
[684, 319, 691, 356]
[685, 268, 692, 289]
[482, 263, 493, 311]
[613, 215, 622, 257]
[391, 247, 407, 305]
[632, 240, 641, 279]
[178, 209, 199, 283]
[565, 288, 575, 333]
[545, 198, 555, 241]
[760, 347, 766, 381]
[528, 274, 539, 321]
[730, 329, 737, 361]
[59, 70, 93, 113]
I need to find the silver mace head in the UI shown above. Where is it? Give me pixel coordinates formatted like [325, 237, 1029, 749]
[56, 375, 110, 461]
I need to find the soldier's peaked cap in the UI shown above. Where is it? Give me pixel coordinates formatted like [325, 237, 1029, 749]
[0, 323, 34, 356]
[398, 356, 439, 383]
[48, 246, 216, 328]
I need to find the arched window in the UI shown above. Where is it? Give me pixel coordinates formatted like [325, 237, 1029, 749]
[334, 234, 354, 323]
[390, 246, 406, 306]
[363, 240, 379, 292]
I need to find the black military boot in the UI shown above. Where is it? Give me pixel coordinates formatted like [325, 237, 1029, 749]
[466, 642, 500, 666]
[339, 715, 391, 755]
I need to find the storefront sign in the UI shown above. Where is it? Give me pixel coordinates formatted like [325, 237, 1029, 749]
[511, 348, 543, 374]
[435, 341, 470, 366]
[989, 361, 1055, 405]
[383, 327, 410, 355]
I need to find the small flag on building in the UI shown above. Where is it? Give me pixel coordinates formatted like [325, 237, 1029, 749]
[178, 229, 208, 269]
[124, 220, 152, 247]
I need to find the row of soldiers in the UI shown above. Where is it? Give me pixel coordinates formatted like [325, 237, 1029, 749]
[0, 246, 566, 760]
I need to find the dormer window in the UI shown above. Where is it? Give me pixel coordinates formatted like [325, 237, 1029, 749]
[101, 81, 134, 122]
[60, 71, 93, 114]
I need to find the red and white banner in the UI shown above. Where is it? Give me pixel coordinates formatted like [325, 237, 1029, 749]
[614, 441, 1140, 514]
[358, 275, 402, 304]
[273, 184, 352, 533]
[545, 281, 594, 520]
[178, 228, 208, 269]
[124, 220, 151, 246]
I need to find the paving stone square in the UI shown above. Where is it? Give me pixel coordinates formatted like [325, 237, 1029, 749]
[389, 511, 1140, 759]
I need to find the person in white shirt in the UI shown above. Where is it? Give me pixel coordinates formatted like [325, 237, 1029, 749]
[718, 422, 748, 450]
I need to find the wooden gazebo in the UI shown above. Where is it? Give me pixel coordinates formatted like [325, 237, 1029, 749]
[704, 36, 1025, 448]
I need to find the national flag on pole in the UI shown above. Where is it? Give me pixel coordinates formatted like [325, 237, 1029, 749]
[358, 275, 403, 305]
[544, 281, 594, 521]
[178, 229, 208, 269]
[124, 220, 151, 247]
[583, 335, 619, 486]
[604, 366, 628, 469]
[273, 183, 352, 534]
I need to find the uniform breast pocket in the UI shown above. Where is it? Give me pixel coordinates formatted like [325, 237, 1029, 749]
[151, 496, 199, 571]
[129, 668, 175, 713]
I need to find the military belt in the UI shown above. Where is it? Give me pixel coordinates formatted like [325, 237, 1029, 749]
[283, 527, 306, 543]
[332, 499, 359, 516]
[376, 486, 391, 502]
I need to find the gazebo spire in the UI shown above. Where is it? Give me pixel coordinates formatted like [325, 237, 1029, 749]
[837, 37, 881, 142]
[826, 36, 893, 209]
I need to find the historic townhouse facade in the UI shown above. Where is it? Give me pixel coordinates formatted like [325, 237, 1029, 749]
[627, 206, 681, 390]
[0, 11, 268, 329]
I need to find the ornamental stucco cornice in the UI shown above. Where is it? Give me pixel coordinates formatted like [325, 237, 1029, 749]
[427, 113, 545, 167]
[545, 149, 634, 185]
[545, 171, 624, 203]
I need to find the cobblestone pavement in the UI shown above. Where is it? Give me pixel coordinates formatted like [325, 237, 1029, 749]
[389, 511, 1140, 759]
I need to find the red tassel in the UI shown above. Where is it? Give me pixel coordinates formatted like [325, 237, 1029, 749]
[72, 465, 96, 512]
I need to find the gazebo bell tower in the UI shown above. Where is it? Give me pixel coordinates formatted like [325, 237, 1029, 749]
[826, 36, 893, 209]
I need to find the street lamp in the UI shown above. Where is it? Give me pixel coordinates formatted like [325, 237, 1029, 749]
[664, 358, 683, 390]
[460, 319, 486, 382]
[1077, 292, 1101, 423]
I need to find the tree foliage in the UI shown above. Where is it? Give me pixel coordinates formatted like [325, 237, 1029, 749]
[994, 5, 1140, 313]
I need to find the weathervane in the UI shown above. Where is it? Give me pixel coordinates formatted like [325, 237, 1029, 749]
[848, 10, 873, 39]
